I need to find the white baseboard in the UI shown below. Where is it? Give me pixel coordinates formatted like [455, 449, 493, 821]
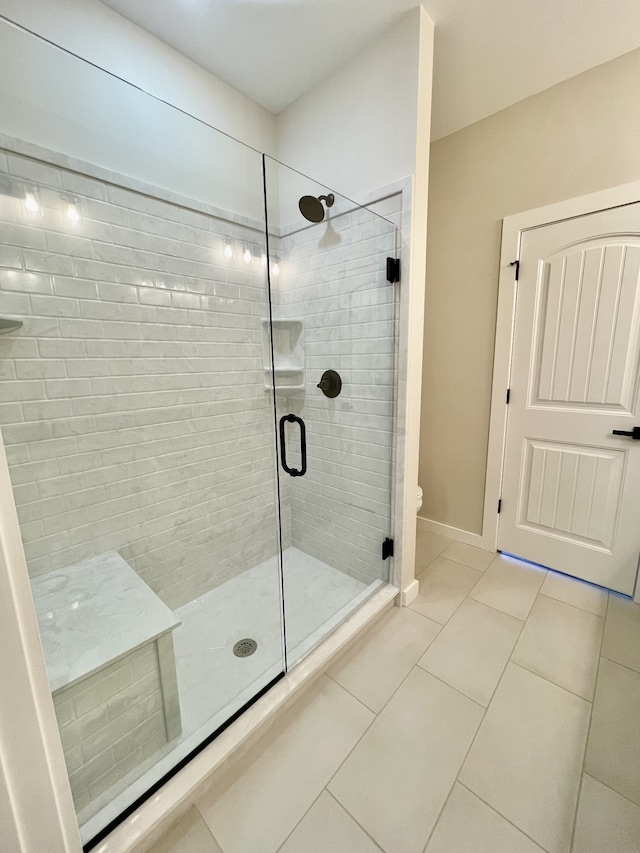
[401, 578, 419, 606]
[417, 516, 491, 551]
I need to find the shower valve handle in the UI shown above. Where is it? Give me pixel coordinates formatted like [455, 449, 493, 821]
[279, 414, 307, 477]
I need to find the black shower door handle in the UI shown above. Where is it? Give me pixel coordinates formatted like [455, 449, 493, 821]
[279, 414, 307, 477]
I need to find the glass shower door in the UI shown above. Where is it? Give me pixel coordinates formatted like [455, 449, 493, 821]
[0, 20, 285, 848]
[263, 157, 398, 665]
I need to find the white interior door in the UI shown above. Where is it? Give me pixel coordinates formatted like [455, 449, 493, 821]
[499, 202, 640, 595]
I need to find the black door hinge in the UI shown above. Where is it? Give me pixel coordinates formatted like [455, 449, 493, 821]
[386, 257, 400, 283]
[506, 388, 511, 404]
[382, 537, 394, 560]
[497, 499, 502, 514]
[510, 260, 520, 281]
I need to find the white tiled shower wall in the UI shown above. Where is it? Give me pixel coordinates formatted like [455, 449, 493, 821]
[53, 643, 166, 814]
[273, 198, 399, 585]
[0, 140, 398, 610]
[0, 143, 287, 610]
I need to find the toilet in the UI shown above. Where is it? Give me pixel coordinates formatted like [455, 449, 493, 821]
[417, 485, 423, 514]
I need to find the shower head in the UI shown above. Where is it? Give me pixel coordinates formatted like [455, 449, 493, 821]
[298, 193, 335, 223]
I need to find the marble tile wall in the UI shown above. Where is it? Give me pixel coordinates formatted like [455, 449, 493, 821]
[0, 147, 283, 609]
[53, 643, 166, 814]
[274, 198, 399, 585]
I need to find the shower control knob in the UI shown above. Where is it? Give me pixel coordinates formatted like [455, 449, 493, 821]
[317, 370, 342, 398]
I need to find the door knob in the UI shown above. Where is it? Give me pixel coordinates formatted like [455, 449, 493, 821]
[612, 427, 640, 439]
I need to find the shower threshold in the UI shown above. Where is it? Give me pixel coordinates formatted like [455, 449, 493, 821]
[79, 547, 382, 845]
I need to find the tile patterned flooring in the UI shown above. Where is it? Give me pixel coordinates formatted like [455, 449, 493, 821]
[80, 549, 373, 841]
[153, 527, 640, 853]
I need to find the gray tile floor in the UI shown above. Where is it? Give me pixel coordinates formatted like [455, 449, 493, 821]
[153, 526, 640, 853]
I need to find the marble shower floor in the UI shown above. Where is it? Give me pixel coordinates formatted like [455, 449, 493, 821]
[174, 547, 374, 734]
[80, 547, 378, 843]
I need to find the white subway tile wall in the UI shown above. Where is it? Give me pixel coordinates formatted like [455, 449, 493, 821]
[0, 148, 285, 610]
[273, 198, 399, 586]
[53, 644, 166, 813]
[0, 146, 397, 611]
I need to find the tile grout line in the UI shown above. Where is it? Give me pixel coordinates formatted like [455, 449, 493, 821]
[538, 588, 608, 619]
[323, 606, 444, 714]
[330, 654, 487, 853]
[473, 593, 530, 707]
[470, 569, 548, 623]
[455, 780, 551, 852]
[196, 674, 377, 853]
[419, 775, 459, 853]
[538, 584, 607, 619]
[418, 679, 491, 852]
[401, 606, 445, 633]
[569, 591, 609, 851]
[413, 663, 486, 710]
[580, 770, 640, 808]
[459, 592, 529, 623]
[509, 657, 599, 704]
[321, 648, 448, 849]
[599, 653, 640, 677]
[507, 660, 595, 705]
[412, 562, 486, 631]
[419, 588, 532, 851]
[424, 571, 583, 851]
[272, 786, 328, 852]
[300, 677, 387, 838]
[325, 790, 386, 852]
[324, 670, 382, 715]
[191, 674, 333, 851]
[194, 803, 227, 853]
[413, 536, 451, 573]
[435, 547, 496, 573]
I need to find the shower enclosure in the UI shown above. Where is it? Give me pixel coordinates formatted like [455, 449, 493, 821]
[0, 19, 398, 849]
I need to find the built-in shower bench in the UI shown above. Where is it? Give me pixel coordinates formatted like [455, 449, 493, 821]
[31, 551, 182, 808]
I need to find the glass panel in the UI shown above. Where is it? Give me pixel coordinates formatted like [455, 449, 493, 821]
[0, 21, 284, 846]
[264, 157, 397, 665]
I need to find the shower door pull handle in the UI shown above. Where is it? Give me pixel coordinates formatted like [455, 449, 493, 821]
[279, 414, 307, 477]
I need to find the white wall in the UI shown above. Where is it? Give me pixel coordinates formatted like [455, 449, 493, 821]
[0, 6, 276, 220]
[0, 0, 276, 155]
[0, 22, 267, 220]
[276, 8, 421, 202]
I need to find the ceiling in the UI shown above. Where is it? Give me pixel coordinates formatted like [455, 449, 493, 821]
[100, 0, 640, 140]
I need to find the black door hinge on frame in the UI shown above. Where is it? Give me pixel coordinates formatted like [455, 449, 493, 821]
[497, 499, 502, 514]
[506, 388, 511, 404]
[382, 537, 394, 560]
[510, 260, 520, 281]
[386, 257, 400, 283]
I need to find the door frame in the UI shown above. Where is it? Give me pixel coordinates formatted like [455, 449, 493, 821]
[485, 179, 640, 603]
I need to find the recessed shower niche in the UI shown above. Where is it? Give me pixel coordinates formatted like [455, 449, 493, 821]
[262, 318, 305, 392]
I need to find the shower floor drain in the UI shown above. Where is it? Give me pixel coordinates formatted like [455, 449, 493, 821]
[233, 638, 258, 658]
